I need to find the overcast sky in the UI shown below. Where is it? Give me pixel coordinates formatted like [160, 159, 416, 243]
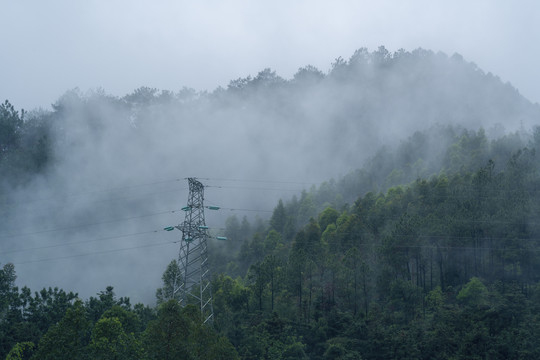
[1, 0, 539, 110]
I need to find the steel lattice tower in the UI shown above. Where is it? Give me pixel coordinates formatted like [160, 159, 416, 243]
[175, 178, 214, 324]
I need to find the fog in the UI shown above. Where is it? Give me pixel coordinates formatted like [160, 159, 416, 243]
[2, 2, 540, 304]
[2, 48, 539, 304]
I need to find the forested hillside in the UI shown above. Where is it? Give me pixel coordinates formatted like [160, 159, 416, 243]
[2, 124, 540, 359]
[2, 47, 540, 358]
[2, 47, 538, 195]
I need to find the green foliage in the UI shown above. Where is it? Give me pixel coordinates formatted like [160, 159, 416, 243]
[144, 301, 239, 360]
[238, 313, 306, 359]
[270, 199, 287, 235]
[457, 277, 489, 307]
[31, 300, 90, 360]
[0, 263, 17, 318]
[85, 286, 130, 324]
[0, 100, 23, 154]
[324, 338, 361, 360]
[24, 287, 78, 334]
[88, 316, 143, 360]
[143, 301, 193, 359]
[0, 101, 53, 189]
[264, 230, 284, 254]
[155, 260, 182, 305]
[6, 342, 34, 360]
[318, 207, 340, 233]
[425, 286, 444, 312]
[101, 306, 142, 334]
[0, 270, 78, 358]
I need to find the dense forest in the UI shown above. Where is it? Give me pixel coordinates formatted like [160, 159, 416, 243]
[2, 47, 540, 358]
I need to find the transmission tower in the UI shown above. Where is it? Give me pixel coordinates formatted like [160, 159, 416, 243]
[175, 178, 214, 324]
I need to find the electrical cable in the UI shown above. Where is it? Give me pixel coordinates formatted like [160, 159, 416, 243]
[12, 240, 176, 265]
[0, 176, 318, 209]
[212, 206, 273, 213]
[11, 231, 538, 267]
[1, 176, 538, 262]
[0, 209, 182, 239]
[200, 177, 320, 186]
[2, 173, 537, 218]
[4, 211, 539, 265]
[2, 229, 163, 255]
[287, 241, 540, 253]
[205, 185, 305, 192]
[0, 204, 277, 242]
[0, 177, 186, 208]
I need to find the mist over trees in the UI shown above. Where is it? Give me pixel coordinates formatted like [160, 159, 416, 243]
[211, 130, 540, 358]
[2, 47, 537, 193]
[2, 47, 540, 358]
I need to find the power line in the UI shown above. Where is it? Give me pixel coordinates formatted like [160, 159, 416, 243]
[347, 214, 540, 227]
[3, 173, 536, 220]
[288, 241, 540, 254]
[0, 176, 319, 210]
[2, 172, 540, 217]
[4, 219, 539, 266]
[0, 178, 186, 208]
[0, 186, 188, 218]
[208, 205, 273, 213]
[7, 233, 539, 267]
[2, 229, 162, 255]
[315, 227, 540, 242]
[200, 177, 320, 186]
[12, 240, 176, 265]
[2, 176, 538, 254]
[0, 177, 314, 220]
[205, 185, 306, 192]
[2, 205, 537, 251]
[0, 209, 182, 240]
[0, 205, 275, 243]
[82, 186, 187, 207]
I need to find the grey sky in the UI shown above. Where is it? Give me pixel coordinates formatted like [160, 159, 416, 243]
[1, 0, 539, 110]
